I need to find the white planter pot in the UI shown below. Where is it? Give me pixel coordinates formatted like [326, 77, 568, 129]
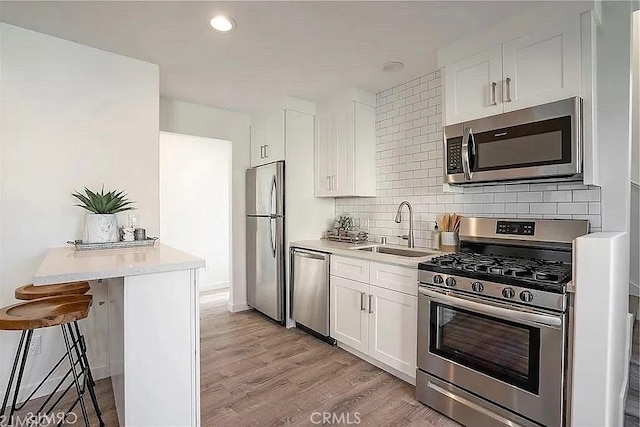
[84, 214, 119, 243]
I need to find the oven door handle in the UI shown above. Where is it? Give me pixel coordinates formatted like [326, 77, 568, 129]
[419, 287, 562, 328]
[461, 127, 473, 181]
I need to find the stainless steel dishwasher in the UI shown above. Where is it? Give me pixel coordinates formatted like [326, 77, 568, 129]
[290, 248, 335, 344]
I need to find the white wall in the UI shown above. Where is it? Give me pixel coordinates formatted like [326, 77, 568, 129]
[597, 1, 633, 234]
[159, 132, 231, 291]
[0, 23, 159, 396]
[631, 10, 639, 296]
[159, 98, 250, 311]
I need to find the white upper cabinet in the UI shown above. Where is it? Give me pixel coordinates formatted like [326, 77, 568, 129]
[442, 17, 582, 125]
[502, 20, 580, 112]
[445, 46, 503, 125]
[250, 109, 284, 167]
[314, 111, 333, 196]
[315, 88, 376, 198]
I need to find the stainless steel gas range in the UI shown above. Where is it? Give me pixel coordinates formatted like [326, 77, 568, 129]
[416, 217, 589, 427]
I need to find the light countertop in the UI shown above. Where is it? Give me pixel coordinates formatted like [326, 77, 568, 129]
[290, 239, 443, 267]
[33, 243, 205, 285]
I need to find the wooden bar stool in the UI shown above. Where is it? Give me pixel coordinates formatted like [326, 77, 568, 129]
[11, 282, 104, 426]
[0, 295, 98, 427]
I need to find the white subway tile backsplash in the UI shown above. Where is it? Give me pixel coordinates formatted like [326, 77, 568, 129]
[517, 192, 543, 202]
[543, 191, 572, 202]
[530, 203, 557, 214]
[336, 72, 602, 246]
[572, 189, 601, 202]
[494, 193, 517, 203]
[558, 203, 588, 215]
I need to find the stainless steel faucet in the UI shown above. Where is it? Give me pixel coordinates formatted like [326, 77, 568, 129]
[394, 201, 414, 248]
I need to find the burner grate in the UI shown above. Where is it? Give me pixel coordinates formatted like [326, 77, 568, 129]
[427, 252, 571, 285]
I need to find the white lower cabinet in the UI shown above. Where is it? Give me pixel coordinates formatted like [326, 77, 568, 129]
[367, 285, 417, 377]
[330, 275, 369, 353]
[330, 260, 418, 380]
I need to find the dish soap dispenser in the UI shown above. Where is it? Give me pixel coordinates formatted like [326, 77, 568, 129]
[431, 223, 441, 250]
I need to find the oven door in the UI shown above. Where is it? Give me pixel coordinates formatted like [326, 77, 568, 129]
[417, 286, 565, 427]
[444, 97, 581, 184]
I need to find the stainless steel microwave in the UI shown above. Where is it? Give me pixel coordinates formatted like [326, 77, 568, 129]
[443, 97, 582, 185]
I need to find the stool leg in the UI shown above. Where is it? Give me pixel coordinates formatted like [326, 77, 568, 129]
[1, 331, 26, 418]
[61, 326, 89, 427]
[69, 323, 104, 426]
[6, 330, 33, 423]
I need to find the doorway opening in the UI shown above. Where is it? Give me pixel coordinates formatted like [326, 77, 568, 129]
[159, 131, 232, 307]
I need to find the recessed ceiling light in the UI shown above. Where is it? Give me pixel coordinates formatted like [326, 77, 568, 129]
[210, 15, 236, 32]
[383, 62, 404, 73]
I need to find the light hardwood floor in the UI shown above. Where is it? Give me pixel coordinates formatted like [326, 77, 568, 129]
[7, 298, 460, 426]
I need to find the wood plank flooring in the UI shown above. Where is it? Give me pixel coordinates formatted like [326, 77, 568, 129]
[6, 298, 460, 426]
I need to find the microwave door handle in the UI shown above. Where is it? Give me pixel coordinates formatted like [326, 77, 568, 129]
[461, 127, 472, 180]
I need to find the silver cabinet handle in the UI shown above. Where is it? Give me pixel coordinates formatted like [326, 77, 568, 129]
[264, 144, 269, 158]
[368, 295, 373, 314]
[332, 175, 337, 190]
[490, 81, 497, 106]
[505, 77, 512, 102]
[260, 145, 265, 159]
[360, 292, 366, 311]
[326, 176, 331, 190]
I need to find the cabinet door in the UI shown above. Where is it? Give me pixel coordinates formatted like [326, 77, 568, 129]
[353, 102, 376, 197]
[264, 109, 285, 163]
[250, 122, 267, 167]
[367, 285, 417, 377]
[330, 275, 368, 353]
[333, 105, 354, 196]
[314, 112, 332, 197]
[444, 46, 503, 125]
[501, 20, 580, 112]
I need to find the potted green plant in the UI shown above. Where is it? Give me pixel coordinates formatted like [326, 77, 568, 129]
[72, 187, 135, 243]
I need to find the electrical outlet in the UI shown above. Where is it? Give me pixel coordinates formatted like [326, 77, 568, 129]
[28, 335, 42, 356]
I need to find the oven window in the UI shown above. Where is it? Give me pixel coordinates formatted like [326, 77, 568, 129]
[472, 116, 572, 172]
[429, 303, 540, 394]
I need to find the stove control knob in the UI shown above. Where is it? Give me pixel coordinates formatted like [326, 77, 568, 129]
[520, 291, 534, 303]
[433, 275, 444, 285]
[471, 282, 484, 293]
[445, 277, 456, 287]
[502, 288, 515, 299]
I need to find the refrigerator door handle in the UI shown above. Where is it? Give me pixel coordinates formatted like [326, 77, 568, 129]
[269, 175, 277, 257]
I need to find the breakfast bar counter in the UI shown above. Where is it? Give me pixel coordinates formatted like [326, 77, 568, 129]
[34, 244, 205, 427]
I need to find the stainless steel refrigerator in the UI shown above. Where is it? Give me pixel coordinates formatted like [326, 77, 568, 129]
[246, 161, 285, 323]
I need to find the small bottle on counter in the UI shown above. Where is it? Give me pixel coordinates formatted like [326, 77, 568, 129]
[431, 223, 441, 250]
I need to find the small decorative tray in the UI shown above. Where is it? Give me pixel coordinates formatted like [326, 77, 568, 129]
[67, 237, 158, 251]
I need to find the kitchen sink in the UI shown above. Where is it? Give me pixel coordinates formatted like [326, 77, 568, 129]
[356, 246, 432, 258]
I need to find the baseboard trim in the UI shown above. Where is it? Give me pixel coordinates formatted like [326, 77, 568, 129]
[16, 363, 109, 404]
[337, 342, 416, 386]
[227, 302, 250, 313]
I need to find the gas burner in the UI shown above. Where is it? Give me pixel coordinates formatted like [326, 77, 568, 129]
[506, 267, 531, 277]
[533, 271, 560, 282]
[488, 266, 505, 275]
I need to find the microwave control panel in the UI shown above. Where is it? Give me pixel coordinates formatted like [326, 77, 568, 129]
[446, 138, 463, 174]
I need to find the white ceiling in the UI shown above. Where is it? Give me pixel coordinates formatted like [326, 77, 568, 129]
[0, 1, 541, 113]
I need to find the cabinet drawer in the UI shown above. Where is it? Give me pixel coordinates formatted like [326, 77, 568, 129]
[331, 255, 370, 283]
[369, 262, 417, 296]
